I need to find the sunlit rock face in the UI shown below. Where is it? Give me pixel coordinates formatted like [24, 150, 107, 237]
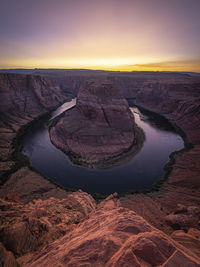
[50, 79, 135, 166]
[0, 190, 96, 257]
[23, 194, 200, 267]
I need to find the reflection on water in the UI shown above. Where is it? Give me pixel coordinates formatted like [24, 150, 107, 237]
[50, 98, 76, 120]
[22, 100, 184, 195]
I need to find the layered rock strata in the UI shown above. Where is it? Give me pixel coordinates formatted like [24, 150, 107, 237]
[134, 80, 200, 145]
[0, 242, 18, 267]
[121, 74, 200, 254]
[0, 190, 96, 263]
[0, 73, 68, 180]
[21, 194, 200, 266]
[0, 167, 69, 203]
[1, 71, 200, 265]
[50, 79, 136, 167]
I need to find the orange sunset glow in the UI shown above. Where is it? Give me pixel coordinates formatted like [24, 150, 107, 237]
[1, 0, 200, 72]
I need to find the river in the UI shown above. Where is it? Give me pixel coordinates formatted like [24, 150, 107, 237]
[22, 99, 184, 195]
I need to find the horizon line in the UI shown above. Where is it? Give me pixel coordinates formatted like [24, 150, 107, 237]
[0, 68, 200, 74]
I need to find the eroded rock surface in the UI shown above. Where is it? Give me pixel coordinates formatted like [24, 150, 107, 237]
[1, 191, 199, 266]
[0, 167, 69, 204]
[23, 194, 200, 267]
[0, 242, 18, 267]
[0, 190, 96, 257]
[121, 74, 200, 256]
[0, 73, 68, 179]
[135, 80, 200, 145]
[1, 71, 200, 265]
[171, 228, 200, 259]
[50, 79, 136, 166]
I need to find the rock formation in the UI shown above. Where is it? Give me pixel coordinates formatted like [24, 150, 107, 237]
[7, 194, 197, 267]
[121, 73, 200, 255]
[0, 190, 96, 260]
[0, 242, 18, 267]
[0, 71, 200, 265]
[0, 73, 67, 130]
[0, 73, 68, 180]
[134, 79, 200, 145]
[0, 167, 70, 203]
[171, 228, 200, 259]
[50, 79, 136, 167]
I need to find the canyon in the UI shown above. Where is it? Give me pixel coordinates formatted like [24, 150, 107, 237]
[0, 73, 69, 182]
[0, 70, 200, 266]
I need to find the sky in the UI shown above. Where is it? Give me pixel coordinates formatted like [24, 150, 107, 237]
[1, 0, 200, 72]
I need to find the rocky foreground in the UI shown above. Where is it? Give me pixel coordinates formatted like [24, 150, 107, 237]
[1, 192, 200, 266]
[50, 79, 137, 167]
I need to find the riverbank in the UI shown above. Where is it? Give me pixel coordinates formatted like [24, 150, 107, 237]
[121, 98, 200, 240]
[0, 97, 72, 186]
[125, 101, 193, 195]
[0, 99, 76, 203]
[0, 72, 200, 264]
[0, 75, 199, 220]
[1, 100, 185, 201]
[49, 111, 145, 170]
[0, 73, 69, 179]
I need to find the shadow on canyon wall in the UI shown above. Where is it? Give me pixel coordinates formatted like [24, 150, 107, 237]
[0, 70, 200, 266]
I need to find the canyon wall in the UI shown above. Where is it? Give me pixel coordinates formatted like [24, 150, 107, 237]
[118, 73, 200, 255]
[0, 71, 200, 265]
[133, 78, 200, 145]
[0, 73, 68, 180]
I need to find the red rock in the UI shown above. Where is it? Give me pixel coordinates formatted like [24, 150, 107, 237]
[163, 250, 200, 267]
[121, 74, 200, 257]
[165, 214, 194, 230]
[50, 79, 136, 167]
[23, 195, 200, 267]
[0, 190, 96, 256]
[0, 242, 18, 267]
[0, 73, 68, 178]
[5, 191, 20, 203]
[171, 228, 200, 259]
[0, 167, 69, 204]
[0, 73, 66, 123]
[1, 71, 200, 265]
